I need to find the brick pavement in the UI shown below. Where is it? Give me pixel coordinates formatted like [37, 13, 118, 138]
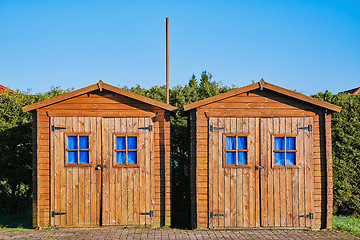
[0, 227, 358, 239]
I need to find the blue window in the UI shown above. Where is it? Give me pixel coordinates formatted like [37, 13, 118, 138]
[274, 136, 296, 166]
[67, 135, 90, 165]
[225, 135, 248, 166]
[115, 135, 138, 166]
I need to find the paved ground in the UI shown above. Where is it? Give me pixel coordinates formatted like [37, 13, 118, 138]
[0, 227, 358, 239]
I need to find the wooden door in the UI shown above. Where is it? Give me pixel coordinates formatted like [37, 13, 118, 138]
[208, 116, 314, 228]
[260, 117, 314, 228]
[208, 117, 259, 228]
[50, 117, 101, 227]
[101, 117, 154, 226]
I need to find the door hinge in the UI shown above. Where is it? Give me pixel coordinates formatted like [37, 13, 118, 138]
[210, 125, 224, 132]
[51, 211, 66, 217]
[51, 125, 66, 132]
[299, 212, 313, 219]
[298, 125, 312, 132]
[210, 212, 224, 218]
[138, 125, 153, 131]
[140, 210, 153, 217]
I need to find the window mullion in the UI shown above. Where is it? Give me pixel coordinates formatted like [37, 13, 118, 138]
[284, 136, 287, 166]
[235, 136, 238, 166]
[77, 135, 80, 164]
[126, 136, 128, 165]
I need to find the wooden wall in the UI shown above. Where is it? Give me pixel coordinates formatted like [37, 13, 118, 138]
[189, 89, 332, 229]
[32, 89, 171, 228]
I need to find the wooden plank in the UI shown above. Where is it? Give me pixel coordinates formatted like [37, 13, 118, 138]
[150, 117, 156, 226]
[144, 117, 151, 225]
[325, 113, 333, 229]
[208, 117, 214, 228]
[267, 118, 274, 226]
[50, 117, 55, 227]
[291, 117, 299, 227]
[298, 117, 305, 227]
[120, 118, 128, 225]
[279, 117, 286, 227]
[308, 117, 315, 229]
[109, 118, 116, 225]
[230, 118, 237, 227]
[254, 117, 260, 227]
[101, 118, 110, 225]
[114, 118, 122, 225]
[242, 118, 250, 227]
[46, 110, 156, 118]
[260, 118, 268, 226]
[218, 117, 225, 228]
[285, 118, 293, 227]
[304, 117, 311, 228]
[224, 118, 231, 227]
[202, 109, 316, 118]
[127, 118, 134, 225]
[248, 117, 256, 228]
[273, 118, 280, 227]
[65, 118, 73, 226]
[78, 117, 85, 226]
[236, 118, 243, 227]
[95, 117, 101, 226]
[139, 118, 146, 226]
[90, 117, 97, 225]
[59, 117, 67, 226]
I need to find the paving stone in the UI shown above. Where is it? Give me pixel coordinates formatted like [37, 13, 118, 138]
[0, 227, 358, 240]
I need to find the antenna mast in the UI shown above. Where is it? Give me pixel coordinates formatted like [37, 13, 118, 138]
[166, 18, 169, 104]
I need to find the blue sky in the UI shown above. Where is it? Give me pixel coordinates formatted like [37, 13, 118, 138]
[0, 0, 359, 95]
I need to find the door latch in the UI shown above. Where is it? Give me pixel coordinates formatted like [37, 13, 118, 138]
[299, 213, 314, 219]
[255, 165, 264, 170]
[95, 164, 105, 170]
[51, 211, 66, 217]
[210, 212, 224, 218]
[140, 210, 153, 217]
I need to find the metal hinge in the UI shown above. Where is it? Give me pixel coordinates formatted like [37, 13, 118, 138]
[140, 210, 153, 217]
[51, 211, 66, 217]
[299, 212, 313, 219]
[299, 125, 312, 132]
[51, 125, 66, 132]
[138, 125, 153, 131]
[210, 125, 224, 132]
[210, 212, 224, 218]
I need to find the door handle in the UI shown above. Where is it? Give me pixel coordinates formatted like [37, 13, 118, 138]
[255, 165, 264, 170]
[95, 164, 105, 170]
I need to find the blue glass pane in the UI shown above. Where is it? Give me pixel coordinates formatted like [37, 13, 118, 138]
[116, 137, 126, 150]
[238, 152, 247, 165]
[128, 137, 137, 150]
[116, 151, 126, 164]
[226, 137, 236, 150]
[68, 151, 78, 164]
[275, 152, 285, 165]
[286, 152, 296, 165]
[226, 152, 236, 165]
[68, 136, 77, 149]
[79, 136, 89, 149]
[237, 137, 247, 150]
[286, 137, 296, 150]
[79, 151, 89, 164]
[275, 137, 285, 150]
[128, 151, 137, 164]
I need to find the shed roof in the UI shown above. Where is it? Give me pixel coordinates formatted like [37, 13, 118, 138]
[0, 84, 13, 94]
[183, 79, 341, 112]
[343, 87, 360, 95]
[23, 80, 177, 112]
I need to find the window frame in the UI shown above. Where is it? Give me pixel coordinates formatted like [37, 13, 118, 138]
[65, 133, 92, 167]
[113, 133, 140, 168]
[272, 134, 298, 168]
[223, 133, 250, 168]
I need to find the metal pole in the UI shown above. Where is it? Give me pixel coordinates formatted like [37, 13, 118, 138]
[166, 18, 169, 105]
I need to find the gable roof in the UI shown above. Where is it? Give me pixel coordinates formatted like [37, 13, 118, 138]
[23, 80, 177, 112]
[183, 79, 341, 112]
[0, 84, 13, 94]
[343, 87, 360, 95]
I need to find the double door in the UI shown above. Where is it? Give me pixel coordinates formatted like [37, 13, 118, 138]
[50, 117, 154, 227]
[208, 117, 314, 228]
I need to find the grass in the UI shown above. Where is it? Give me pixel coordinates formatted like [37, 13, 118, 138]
[333, 215, 360, 237]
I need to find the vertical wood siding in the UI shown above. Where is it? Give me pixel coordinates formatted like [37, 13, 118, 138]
[190, 89, 331, 229]
[33, 90, 171, 228]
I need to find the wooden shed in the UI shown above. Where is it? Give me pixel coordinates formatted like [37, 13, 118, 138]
[23, 81, 176, 228]
[184, 79, 341, 230]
